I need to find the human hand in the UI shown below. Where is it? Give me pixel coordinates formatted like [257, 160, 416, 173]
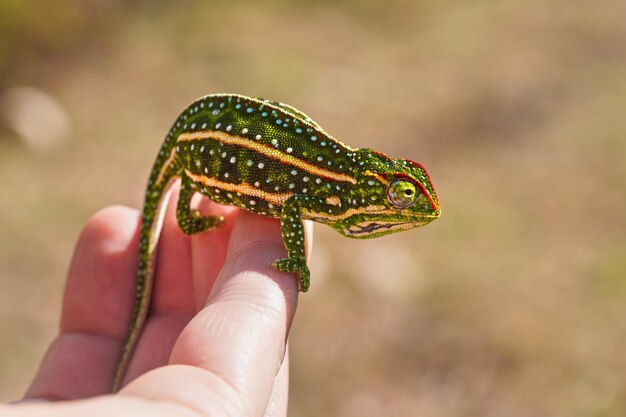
[3, 187, 312, 417]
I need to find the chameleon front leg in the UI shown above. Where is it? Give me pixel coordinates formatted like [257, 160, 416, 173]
[272, 195, 339, 292]
[177, 177, 224, 234]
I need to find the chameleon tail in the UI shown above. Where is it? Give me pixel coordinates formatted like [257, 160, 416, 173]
[112, 129, 183, 392]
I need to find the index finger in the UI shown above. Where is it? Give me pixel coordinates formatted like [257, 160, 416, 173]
[121, 211, 313, 416]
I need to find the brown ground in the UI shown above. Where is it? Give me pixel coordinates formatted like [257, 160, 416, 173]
[1, 1, 625, 415]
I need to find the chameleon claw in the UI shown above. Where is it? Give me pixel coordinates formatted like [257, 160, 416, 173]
[272, 257, 311, 292]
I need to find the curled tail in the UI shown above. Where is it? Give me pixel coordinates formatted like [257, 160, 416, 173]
[112, 126, 183, 392]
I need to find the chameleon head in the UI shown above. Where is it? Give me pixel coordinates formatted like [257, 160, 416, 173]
[335, 149, 441, 239]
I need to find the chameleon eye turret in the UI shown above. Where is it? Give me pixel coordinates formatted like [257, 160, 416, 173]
[387, 179, 420, 208]
[112, 94, 441, 391]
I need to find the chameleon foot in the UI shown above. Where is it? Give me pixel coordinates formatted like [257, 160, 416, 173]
[178, 212, 223, 235]
[272, 257, 311, 292]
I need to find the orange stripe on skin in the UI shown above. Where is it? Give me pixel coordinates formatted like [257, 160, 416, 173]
[184, 170, 293, 206]
[364, 171, 390, 185]
[155, 147, 177, 185]
[178, 130, 357, 184]
[304, 205, 389, 222]
[304, 204, 440, 223]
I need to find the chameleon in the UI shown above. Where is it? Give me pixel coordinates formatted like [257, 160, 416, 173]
[112, 93, 441, 391]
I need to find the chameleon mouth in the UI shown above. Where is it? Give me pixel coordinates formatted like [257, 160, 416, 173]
[344, 219, 434, 237]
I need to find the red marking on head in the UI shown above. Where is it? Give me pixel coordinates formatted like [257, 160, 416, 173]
[393, 172, 438, 211]
[406, 159, 439, 208]
[372, 150, 392, 162]
[371, 151, 439, 211]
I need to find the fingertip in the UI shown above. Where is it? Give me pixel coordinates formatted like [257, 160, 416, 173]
[63, 205, 141, 337]
[222, 211, 300, 298]
[28, 205, 143, 399]
[78, 205, 140, 251]
[168, 211, 299, 413]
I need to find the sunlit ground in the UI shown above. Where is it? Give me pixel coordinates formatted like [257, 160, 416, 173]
[1, 1, 625, 415]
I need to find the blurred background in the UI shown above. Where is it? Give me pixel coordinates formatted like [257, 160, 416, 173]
[1, 0, 625, 415]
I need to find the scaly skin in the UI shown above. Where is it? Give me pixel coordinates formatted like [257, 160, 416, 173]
[112, 94, 441, 391]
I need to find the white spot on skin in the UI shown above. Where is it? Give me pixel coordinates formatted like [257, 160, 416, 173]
[258, 162, 265, 169]
[303, 176, 309, 182]
[256, 134, 262, 140]
[315, 178, 322, 184]
[230, 156, 236, 163]
[271, 139, 278, 146]
[224, 172, 229, 178]
[242, 128, 249, 134]
[317, 156, 323, 161]
[286, 147, 293, 153]
[221, 152, 227, 158]
[215, 122, 222, 129]
[250, 200, 256, 205]
[226, 125, 232, 132]
[291, 170, 297, 175]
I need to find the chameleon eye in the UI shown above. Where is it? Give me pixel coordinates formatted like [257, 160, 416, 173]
[387, 179, 420, 208]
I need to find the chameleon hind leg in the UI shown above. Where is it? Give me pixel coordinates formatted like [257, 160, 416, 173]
[177, 177, 224, 234]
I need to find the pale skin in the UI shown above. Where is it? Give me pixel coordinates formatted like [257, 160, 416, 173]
[1, 183, 312, 417]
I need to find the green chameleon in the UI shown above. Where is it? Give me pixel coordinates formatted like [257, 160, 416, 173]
[112, 93, 441, 391]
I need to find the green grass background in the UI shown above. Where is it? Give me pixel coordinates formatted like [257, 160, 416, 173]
[1, 1, 625, 415]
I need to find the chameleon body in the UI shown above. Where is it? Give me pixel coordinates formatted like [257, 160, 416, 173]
[112, 93, 440, 391]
